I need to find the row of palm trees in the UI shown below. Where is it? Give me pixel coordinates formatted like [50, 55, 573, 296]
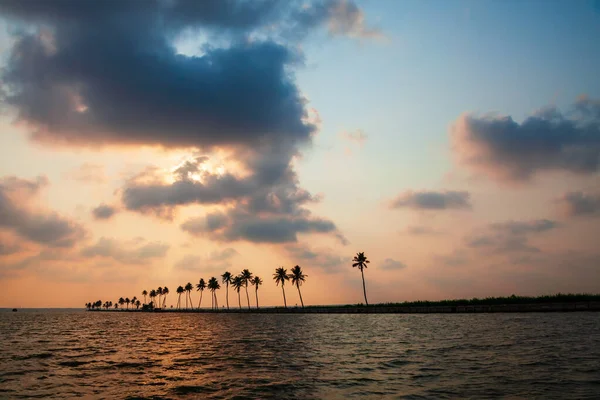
[86, 252, 371, 310]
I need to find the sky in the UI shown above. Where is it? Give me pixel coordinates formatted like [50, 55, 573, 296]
[1, 0, 599, 308]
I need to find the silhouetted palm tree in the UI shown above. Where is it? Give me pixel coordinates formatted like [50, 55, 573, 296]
[119, 297, 125, 309]
[125, 297, 130, 309]
[142, 290, 148, 304]
[157, 287, 163, 309]
[273, 267, 289, 308]
[135, 299, 141, 309]
[114, 303, 118, 309]
[162, 287, 169, 308]
[221, 271, 232, 310]
[231, 275, 243, 309]
[196, 278, 206, 309]
[149, 290, 156, 306]
[176, 286, 184, 309]
[85, 302, 91, 310]
[208, 277, 221, 310]
[131, 297, 137, 309]
[251, 276, 263, 308]
[352, 252, 370, 306]
[240, 269, 253, 310]
[185, 282, 194, 310]
[289, 265, 307, 308]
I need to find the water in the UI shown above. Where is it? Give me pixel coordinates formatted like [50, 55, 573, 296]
[1, 311, 599, 399]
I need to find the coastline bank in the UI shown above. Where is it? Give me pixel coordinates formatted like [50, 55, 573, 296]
[88, 301, 600, 314]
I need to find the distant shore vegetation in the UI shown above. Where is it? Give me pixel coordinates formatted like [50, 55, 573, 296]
[84, 251, 599, 311]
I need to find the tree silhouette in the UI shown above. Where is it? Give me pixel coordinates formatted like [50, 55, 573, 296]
[221, 271, 232, 310]
[142, 290, 148, 304]
[352, 252, 370, 306]
[289, 265, 307, 308]
[196, 278, 206, 309]
[135, 299, 141, 309]
[176, 286, 184, 309]
[231, 275, 243, 309]
[149, 290, 156, 306]
[251, 276, 263, 308]
[185, 282, 194, 310]
[208, 277, 221, 310]
[157, 287, 163, 309]
[162, 287, 169, 308]
[114, 303, 118, 309]
[240, 269, 253, 310]
[119, 297, 125, 309]
[125, 297, 130, 309]
[273, 267, 289, 308]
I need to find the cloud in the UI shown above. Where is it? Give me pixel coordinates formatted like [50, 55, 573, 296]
[340, 129, 368, 146]
[451, 96, 600, 182]
[66, 163, 106, 184]
[435, 249, 470, 267]
[465, 219, 558, 254]
[174, 247, 238, 272]
[92, 204, 118, 220]
[404, 225, 443, 235]
[390, 190, 472, 210]
[0, 176, 86, 247]
[379, 258, 407, 270]
[81, 237, 169, 264]
[556, 190, 600, 217]
[285, 244, 348, 272]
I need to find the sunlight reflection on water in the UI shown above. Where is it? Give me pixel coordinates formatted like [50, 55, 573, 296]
[1, 311, 599, 399]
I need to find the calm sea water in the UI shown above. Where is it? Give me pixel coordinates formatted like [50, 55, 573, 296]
[1, 310, 599, 399]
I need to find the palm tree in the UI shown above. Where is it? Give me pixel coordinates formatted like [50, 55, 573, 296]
[231, 275, 243, 309]
[114, 303, 118, 309]
[289, 265, 307, 308]
[157, 287, 163, 309]
[196, 278, 206, 309]
[352, 252, 370, 306]
[273, 267, 289, 308]
[240, 269, 253, 310]
[135, 300, 141, 309]
[85, 302, 91, 310]
[119, 297, 125, 309]
[251, 276, 263, 308]
[149, 290, 156, 306]
[131, 296, 137, 309]
[208, 277, 221, 310]
[176, 286, 184, 309]
[162, 287, 169, 308]
[142, 290, 148, 304]
[221, 271, 232, 310]
[185, 282, 194, 310]
[125, 297, 130, 309]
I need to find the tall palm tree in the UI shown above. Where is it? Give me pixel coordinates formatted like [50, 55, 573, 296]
[131, 297, 137, 308]
[149, 290, 156, 307]
[176, 286, 184, 309]
[251, 276, 263, 308]
[273, 267, 289, 308]
[119, 297, 125, 309]
[221, 271, 232, 310]
[352, 252, 370, 306]
[240, 269, 253, 310]
[208, 277, 221, 310]
[185, 282, 194, 310]
[142, 290, 148, 304]
[157, 287, 163, 309]
[125, 297, 130, 309]
[289, 265, 307, 308]
[135, 299, 141, 309]
[196, 278, 206, 309]
[231, 276, 243, 309]
[162, 287, 169, 308]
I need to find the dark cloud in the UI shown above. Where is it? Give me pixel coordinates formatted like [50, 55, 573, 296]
[174, 248, 238, 272]
[0, 176, 86, 247]
[556, 190, 600, 217]
[379, 258, 407, 270]
[451, 96, 600, 182]
[390, 190, 472, 210]
[81, 237, 169, 264]
[285, 244, 347, 272]
[465, 219, 558, 254]
[92, 204, 117, 220]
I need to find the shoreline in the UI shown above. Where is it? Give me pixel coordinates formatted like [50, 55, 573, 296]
[87, 301, 600, 314]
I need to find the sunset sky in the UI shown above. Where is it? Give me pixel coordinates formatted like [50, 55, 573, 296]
[1, 0, 599, 308]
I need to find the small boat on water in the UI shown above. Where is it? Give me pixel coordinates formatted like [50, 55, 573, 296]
[12, 308, 18, 312]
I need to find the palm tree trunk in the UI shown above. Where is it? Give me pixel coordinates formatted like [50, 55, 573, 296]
[177, 294, 181, 309]
[296, 283, 304, 308]
[245, 283, 250, 309]
[189, 292, 193, 310]
[226, 283, 229, 310]
[198, 291, 203, 309]
[214, 293, 218, 310]
[238, 292, 241, 309]
[163, 295, 167, 308]
[282, 286, 287, 308]
[361, 268, 369, 306]
[255, 287, 259, 309]
[144, 295, 147, 304]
